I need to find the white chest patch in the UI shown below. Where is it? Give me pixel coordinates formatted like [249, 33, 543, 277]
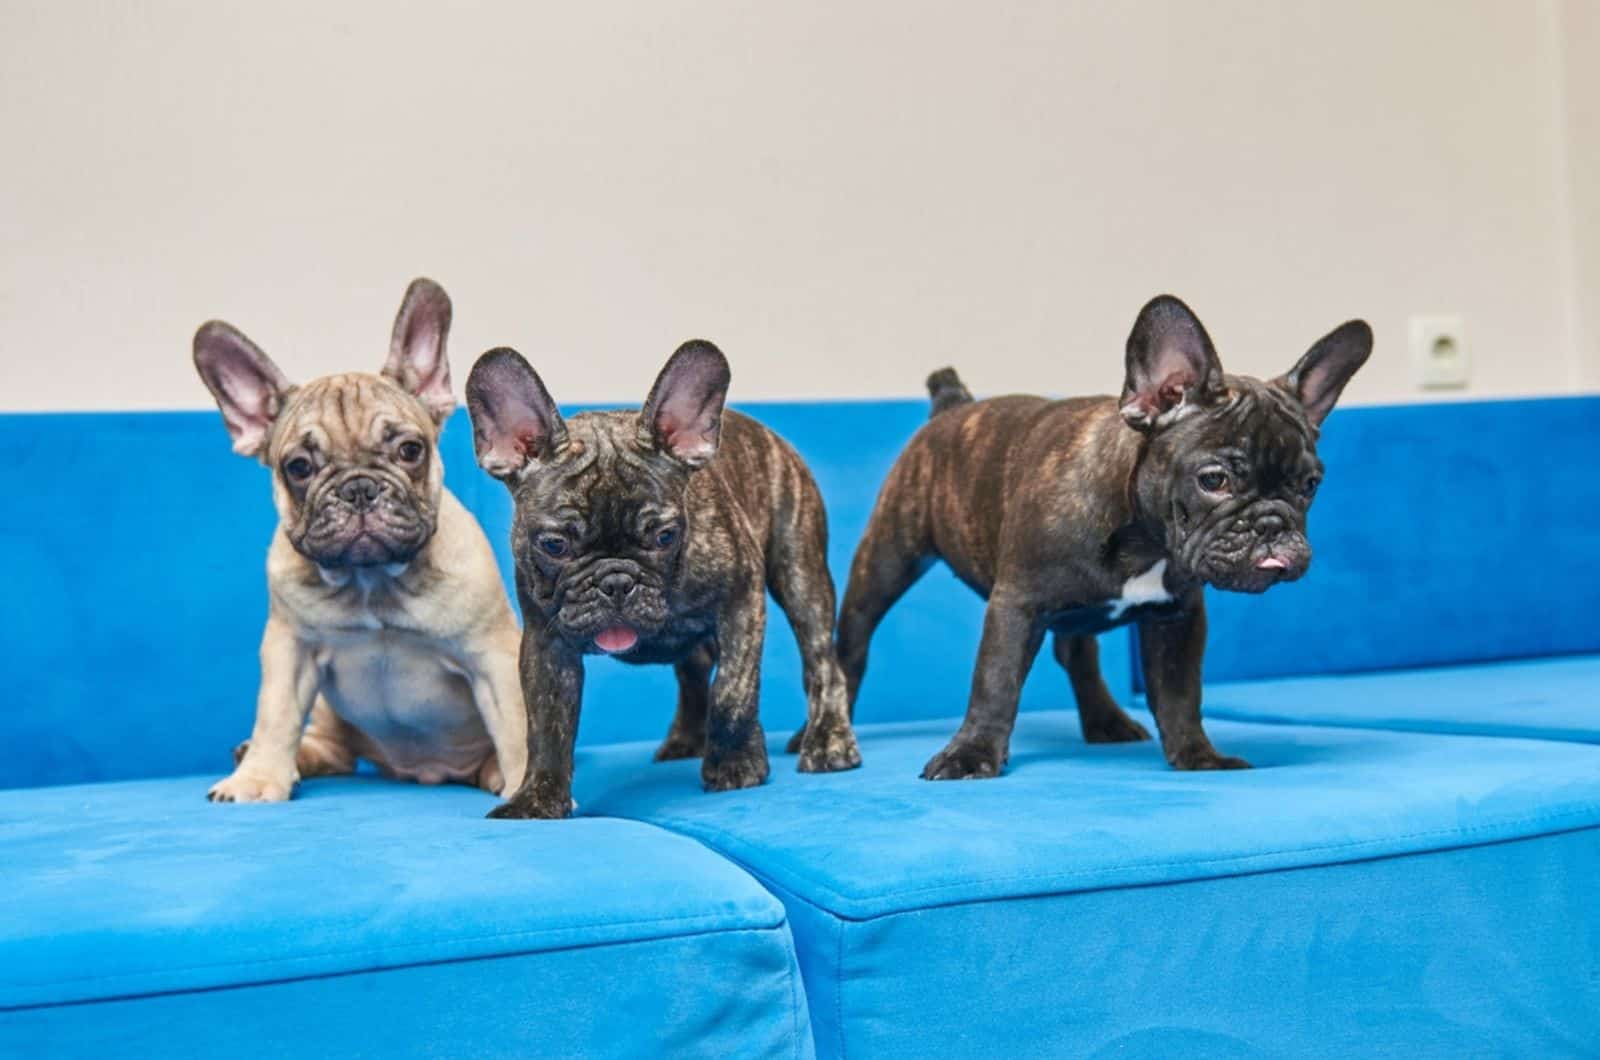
[1107, 560, 1172, 619]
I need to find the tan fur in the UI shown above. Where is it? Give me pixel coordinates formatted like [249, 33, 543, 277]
[208, 373, 527, 802]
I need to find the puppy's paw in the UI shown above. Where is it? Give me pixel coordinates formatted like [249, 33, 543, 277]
[921, 738, 1006, 781]
[797, 722, 862, 773]
[232, 740, 251, 767]
[476, 756, 506, 796]
[653, 731, 704, 762]
[783, 725, 807, 755]
[1081, 710, 1152, 744]
[701, 746, 770, 793]
[1168, 745, 1252, 771]
[207, 769, 295, 803]
[486, 793, 572, 820]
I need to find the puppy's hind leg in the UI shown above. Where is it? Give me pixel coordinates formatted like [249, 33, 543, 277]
[768, 484, 860, 773]
[831, 485, 933, 723]
[655, 641, 715, 761]
[1053, 633, 1150, 744]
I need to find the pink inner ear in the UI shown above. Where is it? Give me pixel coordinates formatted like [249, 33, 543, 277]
[214, 363, 279, 455]
[659, 411, 715, 460]
[1155, 370, 1194, 411]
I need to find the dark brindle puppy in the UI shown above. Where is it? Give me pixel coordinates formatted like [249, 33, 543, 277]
[465, 340, 862, 819]
[834, 295, 1371, 779]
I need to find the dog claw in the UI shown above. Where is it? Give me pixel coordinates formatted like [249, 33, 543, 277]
[921, 739, 1006, 781]
[1168, 746, 1252, 771]
[701, 748, 770, 792]
[486, 795, 571, 820]
[796, 724, 862, 773]
[207, 770, 294, 803]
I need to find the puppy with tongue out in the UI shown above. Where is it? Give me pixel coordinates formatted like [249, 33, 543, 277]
[465, 340, 862, 819]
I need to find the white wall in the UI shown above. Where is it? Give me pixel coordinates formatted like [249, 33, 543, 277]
[0, 0, 1593, 411]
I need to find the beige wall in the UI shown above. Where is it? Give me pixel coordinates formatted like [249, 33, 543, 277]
[1560, 0, 1600, 390]
[0, 0, 1593, 411]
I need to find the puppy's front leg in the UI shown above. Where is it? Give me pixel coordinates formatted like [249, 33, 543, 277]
[1137, 602, 1250, 770]
[208, 615, 320, 802]
[922, 591, 1044, 780]
[488, 626, 584, 819]
[702, 581, 771, 793]
[465, 627, 531, 795]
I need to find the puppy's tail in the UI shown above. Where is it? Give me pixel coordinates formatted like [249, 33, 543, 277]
[926, 367, 974, 418]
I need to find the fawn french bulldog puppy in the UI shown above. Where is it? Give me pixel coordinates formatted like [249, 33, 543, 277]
[836, 295, 1372, 780]
[195, 278, 527, 801]
[465, 341, 861, 820]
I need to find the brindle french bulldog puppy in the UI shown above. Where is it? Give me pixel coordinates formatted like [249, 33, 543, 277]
[195, 279, 527, 802]
[836, 295, 1372, 780]
[465, 340, 861, 819]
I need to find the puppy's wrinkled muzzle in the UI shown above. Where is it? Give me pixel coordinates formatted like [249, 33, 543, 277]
[297, 505, 433, 568]
[554, 557, 671, 652]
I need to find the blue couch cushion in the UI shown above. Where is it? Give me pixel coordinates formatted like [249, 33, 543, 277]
[1, 403, 1130, 786]
[0, 777, 812, 1058]
[1201, 654, 1600, 743]
[1195, 396, 1600, 684]
[0, 409, 489, 790]
[575, 715, 1600, 1056]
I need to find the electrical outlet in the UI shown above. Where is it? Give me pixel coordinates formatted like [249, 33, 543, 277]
[1410, 315, 1469, 389]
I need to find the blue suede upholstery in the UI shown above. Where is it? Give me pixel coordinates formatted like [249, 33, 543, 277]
[1202, 654, 1600, 742]
[4, 396, 1598, 1057]
[1196, 395, 1600, 683]
[0, 777, 812, 1059]
[0, 401, 1126, 789]
[575, 716, 1600, 1056]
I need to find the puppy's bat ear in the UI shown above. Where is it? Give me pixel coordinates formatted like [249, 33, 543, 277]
[193, 321, 293, 459]
[383, 277, 455, 425]
[1279, 320, 1373, 427]
[639, 340, 731, 468]
[465, 347, 568, 480]
[1119, 295, 1226, 432]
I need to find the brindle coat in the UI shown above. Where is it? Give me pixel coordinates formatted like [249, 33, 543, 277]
[466, 341, 861, 819]
[834, 295, 1372, 780]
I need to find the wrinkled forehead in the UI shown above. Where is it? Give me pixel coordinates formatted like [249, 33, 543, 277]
[270, 373, 433, 458]
[516, 414, 682, 520]
[1187, 378, 1320, 471]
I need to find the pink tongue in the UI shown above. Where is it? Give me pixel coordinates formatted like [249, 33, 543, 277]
[594, 626, 638, 653]
[1257, 556, 1289, 570]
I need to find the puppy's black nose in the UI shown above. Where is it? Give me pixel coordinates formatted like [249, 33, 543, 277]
[599, 572, 635, 600]
[338, 475, 382, 510]
[1254, 512, 1286, 535]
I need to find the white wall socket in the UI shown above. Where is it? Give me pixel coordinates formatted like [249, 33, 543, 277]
[1409, 315, 1470, 389]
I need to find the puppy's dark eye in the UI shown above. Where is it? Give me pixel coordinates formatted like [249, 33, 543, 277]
[284, 456, 315, 481]
[653, 526, 678, 549]
[1196, 469, 1229, 493]
[1302, 475, 1321, 499]
[538, 535, 569, 559]
[397, 440, 425, 463]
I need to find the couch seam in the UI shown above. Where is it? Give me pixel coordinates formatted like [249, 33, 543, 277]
[644, 807, 1600, 918]
[0, 922, 796, 1014]
[834, 914, 847, 1060]
[1, 908, 783, 1005]
[787, 915, 804, 1060]
[1201, 705, 1600, 744]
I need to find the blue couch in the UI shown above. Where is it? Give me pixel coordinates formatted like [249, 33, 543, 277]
[4, 396, 1598, 1057]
